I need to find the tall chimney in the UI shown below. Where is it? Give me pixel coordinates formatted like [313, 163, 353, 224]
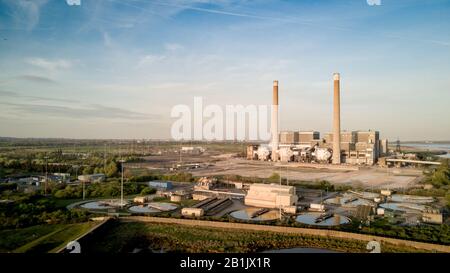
[332, 73, 341, 164]
[271, 80, 279, 161]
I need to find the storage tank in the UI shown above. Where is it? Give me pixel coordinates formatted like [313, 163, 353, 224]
[313, 148, 332, 162]
[257, 145, 271, 161]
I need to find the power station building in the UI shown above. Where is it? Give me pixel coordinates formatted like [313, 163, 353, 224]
[247, 74, 388, 165]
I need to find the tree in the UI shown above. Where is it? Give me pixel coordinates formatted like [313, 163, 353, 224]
[140, 187, 155, 195]
[94, 167, 104, 174]
[446, 193, 450, 208]
[54, 190, 67, 199]
[268, 173, 280, 183]
[431, 165, 450, 187]
[82, 166, 93, 175]
[105, 162, 118, 177]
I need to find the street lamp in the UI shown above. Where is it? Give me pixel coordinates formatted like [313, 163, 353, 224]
[286, 166, 289, 186]
[44, 155, 49, 196]
[73, 165, 83, 200]
[119, 159, 126, 208]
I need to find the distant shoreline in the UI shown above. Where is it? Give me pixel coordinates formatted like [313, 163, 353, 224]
[0, 136, 449, 144]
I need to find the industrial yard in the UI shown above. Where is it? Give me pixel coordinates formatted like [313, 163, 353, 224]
[67, 172, 446, 229]
[126, 154, 422, 190]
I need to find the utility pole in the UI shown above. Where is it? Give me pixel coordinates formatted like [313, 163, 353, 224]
[179, 141, 182, 164]
[73, 165, 83, 200]
[44, 155, 49, 196]
[82, 178, 85, 200]
[119, 159, 125, 208]
[104, 143, 107, 171]
[286, 166, 289, 186]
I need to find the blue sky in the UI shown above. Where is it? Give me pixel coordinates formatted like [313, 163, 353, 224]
[0, 0, 449, 140]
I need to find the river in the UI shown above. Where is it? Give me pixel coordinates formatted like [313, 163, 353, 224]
[402, 143, 450, 158]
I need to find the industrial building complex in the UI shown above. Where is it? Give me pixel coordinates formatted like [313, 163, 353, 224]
[247, 74, 389, 165]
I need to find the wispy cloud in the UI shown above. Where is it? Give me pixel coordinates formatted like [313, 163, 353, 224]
[0, 90, 77, 103]
[127, 0, 315, 24]
[26, 57, 73, 71]
[125, 0, 450, 48]
[1, 0, 49, 30]
[137, 54, 166, 67]
[0, 102, 159, 121]
[16, 75, 56, 84]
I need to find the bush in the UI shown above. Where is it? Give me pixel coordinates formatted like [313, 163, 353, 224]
[140, 187, 156, 195]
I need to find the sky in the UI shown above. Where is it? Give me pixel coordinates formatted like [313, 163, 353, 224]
[0, 0, 449, 141]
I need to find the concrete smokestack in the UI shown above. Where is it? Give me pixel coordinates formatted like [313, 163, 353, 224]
[332, 73, 341, 164]
[271, 80, 279, 161]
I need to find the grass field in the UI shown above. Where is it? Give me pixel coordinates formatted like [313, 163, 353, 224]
[0, 221, 97, 253]
[81, 221, 427, 253]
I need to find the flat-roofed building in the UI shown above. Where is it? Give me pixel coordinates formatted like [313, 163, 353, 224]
[181, 207, 204, 217]
[324, 131, 356, 144]
[279, 131, 299, 145]
[299, 131, 320, 144]
[355, 131, 379, 144]
[245, 183, 298, 209]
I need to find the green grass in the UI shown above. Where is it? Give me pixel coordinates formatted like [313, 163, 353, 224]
[82, 221, 427, 253]
[0, 222, 97, 253]
[0, 224, 60, 252]
[52, 198, 84, 209]
[179, 199, 199, 207]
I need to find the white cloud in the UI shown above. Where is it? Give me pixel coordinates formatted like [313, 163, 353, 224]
[26, 58, 73, 71]
[137, 54, 166, 67]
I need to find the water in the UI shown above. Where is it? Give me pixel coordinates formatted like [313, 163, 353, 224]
[230, 208, 280, 221]
[402, 143, 450, 158]
[325, 197, 372, 207]
[81, 201, 114, 210]
[80, 199, 128, 210]
[147, 202, 178, 211]
[324, 193, 375, 207]
[129, 205, 161, 213]
[379, 202, 426, 212]
[390, 194, 434, 204]
[295, 213, 350, 226]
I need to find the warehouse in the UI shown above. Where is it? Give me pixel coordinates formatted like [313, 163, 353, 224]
[245, 183, 298, 213]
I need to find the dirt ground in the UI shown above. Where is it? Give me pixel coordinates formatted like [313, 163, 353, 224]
[189, 158, 423, 190]
[130, 154, 423, 190]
